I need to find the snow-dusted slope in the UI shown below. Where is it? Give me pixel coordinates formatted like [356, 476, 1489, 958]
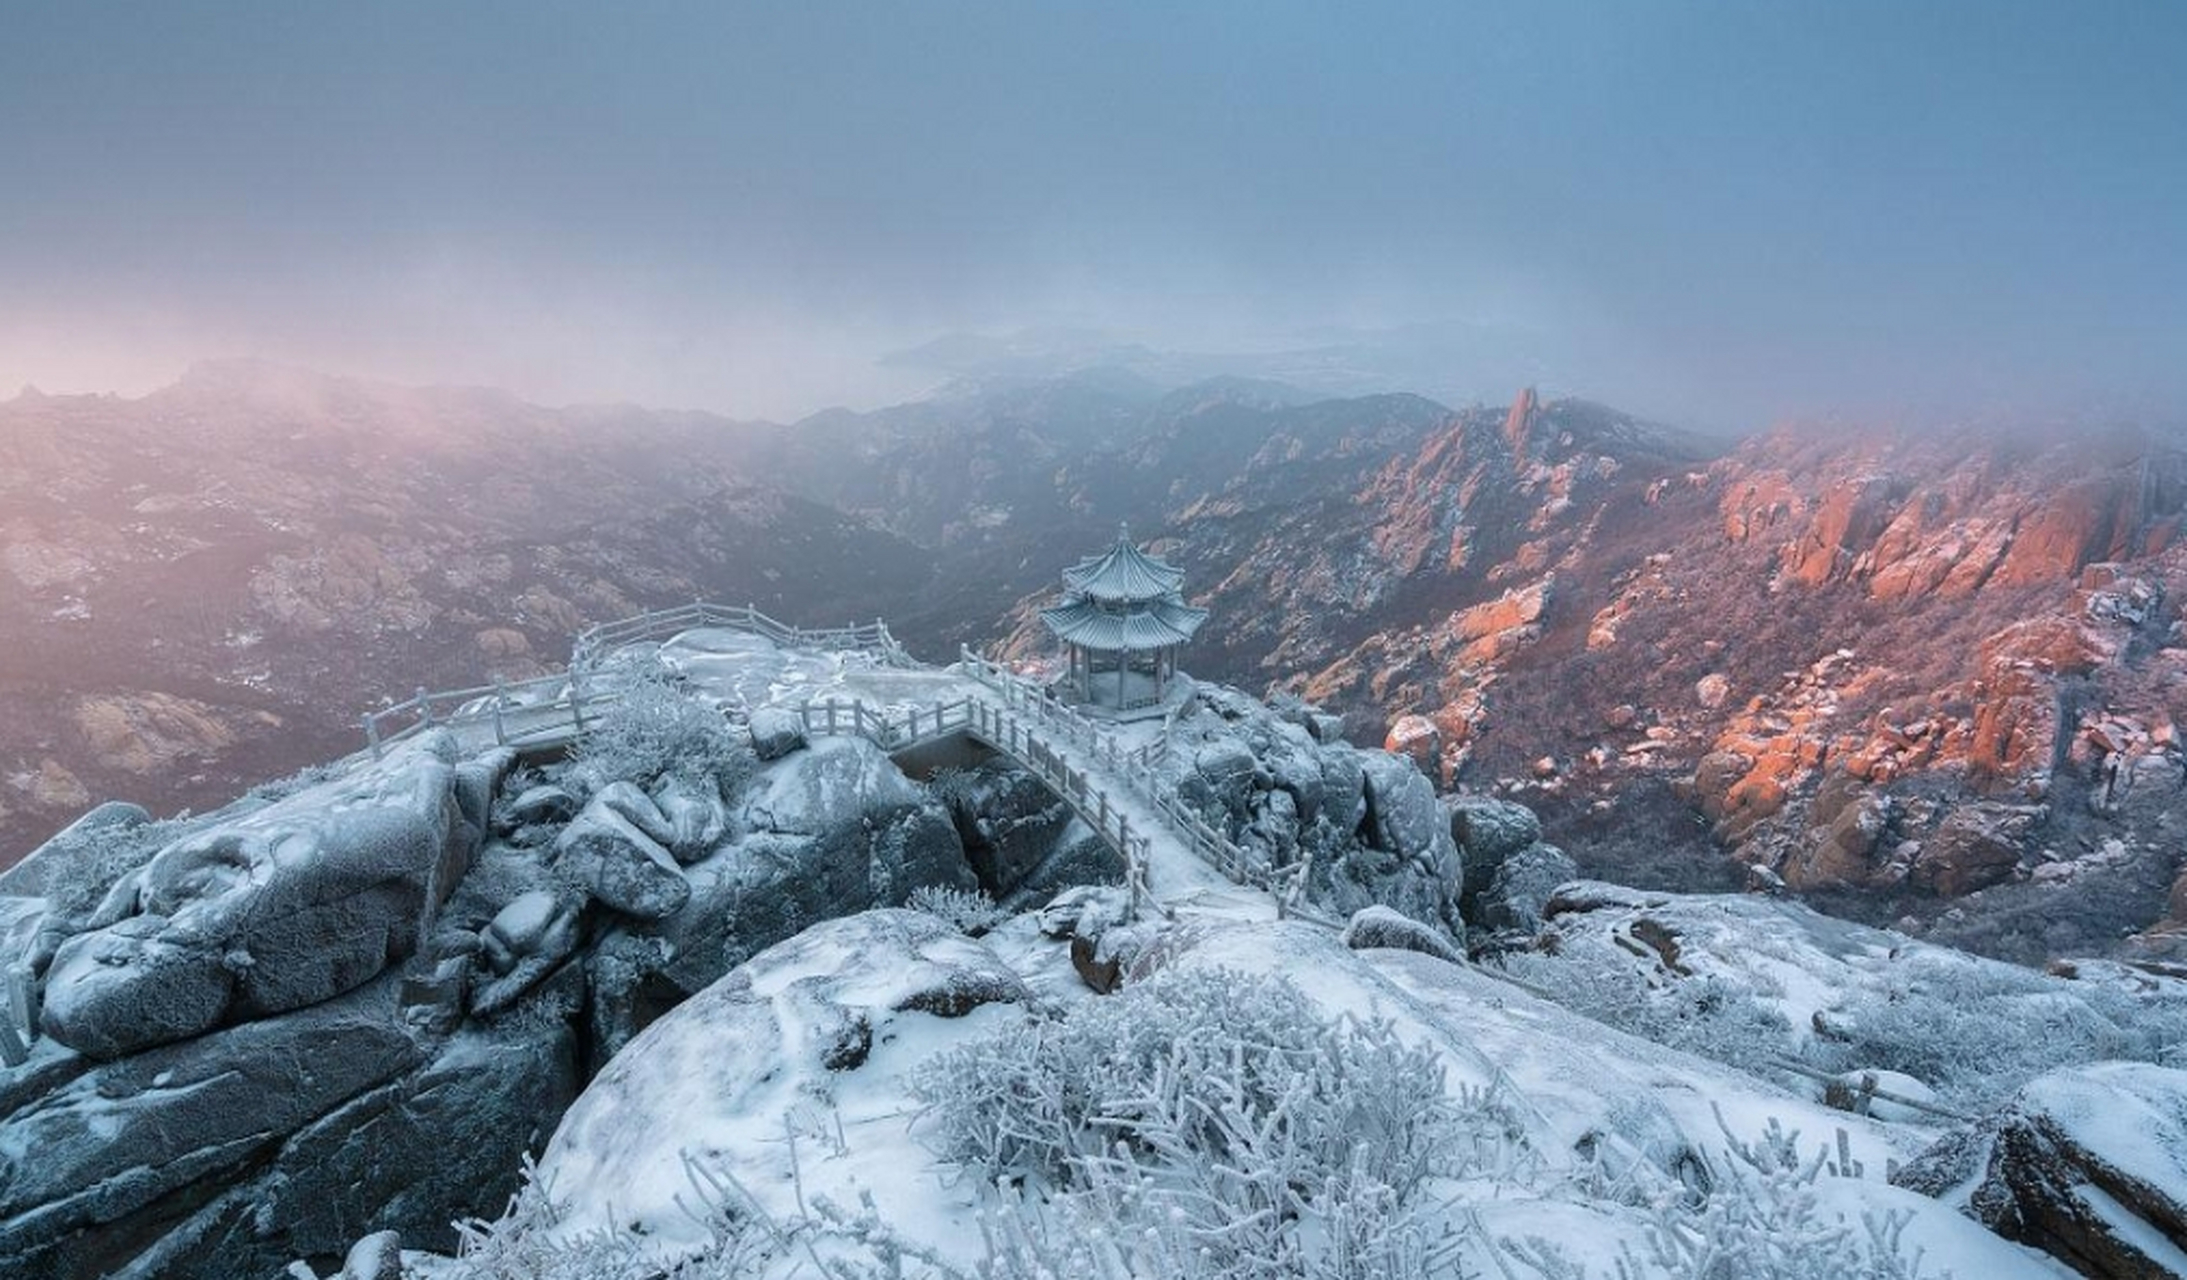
[469, 909, 2068, 1280]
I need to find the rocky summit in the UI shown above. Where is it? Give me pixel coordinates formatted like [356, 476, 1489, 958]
[3, 614, 2184, 1280]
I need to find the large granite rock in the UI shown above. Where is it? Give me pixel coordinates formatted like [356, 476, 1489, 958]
[123, 1001, 581, 1280]
[0, 977, 422, 1280]
[1156, 685, 1461, 936]
[647, 772, 731, 864]
[582, 739, 977, 1055]
[1475, 841, 1580, 935]
[939, 759, 1124, 904]
[551, 797, 690, 921]
[39, 735, 480, 1059]
[536, 910, 1033, 1252]
[1894, 1061, 2187, 1277]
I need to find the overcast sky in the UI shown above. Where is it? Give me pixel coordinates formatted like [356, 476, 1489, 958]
[2, 1, 2182, 427]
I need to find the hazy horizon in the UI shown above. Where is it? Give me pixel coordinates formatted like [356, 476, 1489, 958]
[4, 2, 2183, 430]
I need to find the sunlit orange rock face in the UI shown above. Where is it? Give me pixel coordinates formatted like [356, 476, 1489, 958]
[1180, 407, 2187, 962]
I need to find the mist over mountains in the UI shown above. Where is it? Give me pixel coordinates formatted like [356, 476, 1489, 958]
[6, 360, 2186, 967]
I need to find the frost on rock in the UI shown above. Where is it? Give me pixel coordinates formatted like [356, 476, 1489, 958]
[40, 732, 485, 1059]
[551, 796, 690, 921]
[1501, 881, 2187, 1111]
[533, 909, 1033, 1260]
[1158, 684, 1463, 937]
[1895, 1061, 2187, 1277]
[1344, 903, 1466, 964]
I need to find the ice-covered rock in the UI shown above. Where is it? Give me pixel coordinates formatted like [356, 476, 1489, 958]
[534, 910, 1033, 1253]
[471, 889, 582, 1015]
[647, 772, 731, 863]
[1446, 795, 1542, 899]
[39, 735, 479, 1059]
[1156, 684, 1460, 934]
[1342, 904, 1465, 963]
[551, 796, 689, 921]
[584, 739, 977, 1047]
[1475, 841, 1579, 934]
[745, 705, 807, 760]
[735, 736, 972, 908]
[0, 976, 421, 1279]
[938, 758, 1123, 904]
[493, 783, 577, 837]
[1895, 1061, 2187, 1277]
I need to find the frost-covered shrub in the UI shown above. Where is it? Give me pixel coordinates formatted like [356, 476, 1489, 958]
[568, 661, 756, 798]
[916, 967, 1502, 1279]
[1506, 1110, 1938, 1280]
[1809, 952, 2187, 1109]
[40, 815, 188, 920]
[442, 1153, 783, 1280]
[906, 884, 1007, 936]
[1496, 951, 1794, 1077]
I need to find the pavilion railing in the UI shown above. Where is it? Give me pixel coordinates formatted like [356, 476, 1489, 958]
[362, 601, 913, 759]
[958, 646, 1338, 928]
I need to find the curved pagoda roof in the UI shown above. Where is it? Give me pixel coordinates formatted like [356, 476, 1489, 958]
[1039, 596, 1209, 651]
[1062, 533, 1186, 605]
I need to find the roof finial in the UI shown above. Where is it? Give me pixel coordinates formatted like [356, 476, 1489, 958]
[1118, 520, 1131, 546]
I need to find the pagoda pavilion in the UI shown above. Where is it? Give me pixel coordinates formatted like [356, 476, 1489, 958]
[1039, 527, 1207, 717]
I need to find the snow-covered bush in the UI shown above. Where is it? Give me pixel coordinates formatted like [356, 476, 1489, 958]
[1809, 951, 2187, 1109]
[1496, 950, 1794, 1077]
[568, 660, 755, 798]
[441, 1153, 783, 1280]
[40, 814, 188, 920]
[1505, 1110, 1939, 1280]
[915, 967, 1504, 1279]
[906, 884, 1007, 936]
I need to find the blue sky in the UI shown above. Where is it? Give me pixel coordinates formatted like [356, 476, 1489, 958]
[2, 1, 2182, 426]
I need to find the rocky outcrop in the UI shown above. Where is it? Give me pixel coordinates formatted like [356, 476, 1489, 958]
[937, 758, 1123, 905]
[39, 734, 481, 1059]
[1895, 1062, 2187, 1278]
[0, 977, 422, 1279]
[1158, 685, 1463, 937]
[551, 796, 690, 921]
[533, 910, 1034, 1245]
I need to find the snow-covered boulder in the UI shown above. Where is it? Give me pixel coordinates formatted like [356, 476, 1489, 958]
[535, 910, 1033, 1255]
[40, 736, 478, 1059]
[647, 772, 731, 863]
[581, 739, 977, 1047]
[1342, 904, 1465, 964]
[735, 736, 971, 908]
[551, 796, 689, 921]
[745, 705, 807, 760]
[471, 889, 582, 1015]
[1156, 684, 1461, 934]
[1446, 795, 1542, 899]
[1895, 1061, 2187, 1277]
[0, 976, 421, 1278]
[1475, 840, 1578, 935]
[937, 759, 1123, 904]
[493, 783, 577, 838]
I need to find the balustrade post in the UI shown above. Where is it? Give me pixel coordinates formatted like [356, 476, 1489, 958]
[492, 677, 508, 746]
[365, 715, 382, 760]
[570, 670, 589, 735]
